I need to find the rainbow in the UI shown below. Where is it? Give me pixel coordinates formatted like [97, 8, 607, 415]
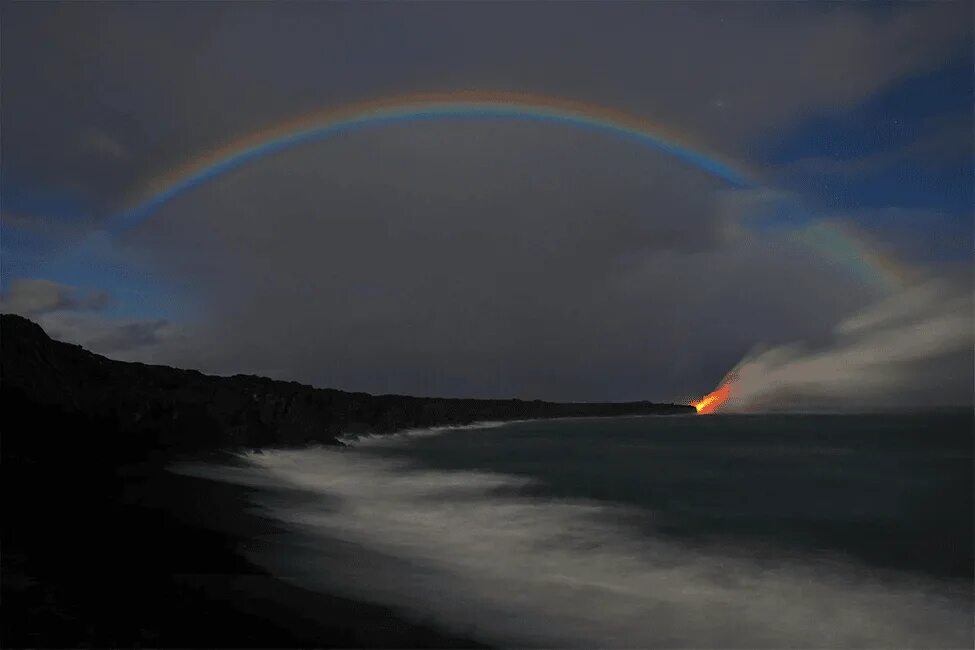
[109, 90, 911, 293]
[791, 220, 916, 291]
[110, 91, 754, 233]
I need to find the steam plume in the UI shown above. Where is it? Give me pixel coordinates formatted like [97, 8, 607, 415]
[716, 280, 973, 412]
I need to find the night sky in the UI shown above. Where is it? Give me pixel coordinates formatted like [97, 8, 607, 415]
[2, 2, 972, 406]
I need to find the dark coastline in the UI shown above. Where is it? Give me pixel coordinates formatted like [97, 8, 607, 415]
[0, 314, 692, 454]
[1, 314, 692, 647]
[2, 371, 489, 648]
[4, 440, 487, 648]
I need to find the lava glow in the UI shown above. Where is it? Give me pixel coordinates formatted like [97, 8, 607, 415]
[691, 383, 733, 414]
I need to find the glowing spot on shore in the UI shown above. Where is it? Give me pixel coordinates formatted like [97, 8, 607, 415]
[692, 383, 733, 414]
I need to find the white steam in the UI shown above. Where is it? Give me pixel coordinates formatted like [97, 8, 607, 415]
[722, 280, 974, 412]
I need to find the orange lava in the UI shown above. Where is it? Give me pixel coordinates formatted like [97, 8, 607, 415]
[691, 383, 733, 414]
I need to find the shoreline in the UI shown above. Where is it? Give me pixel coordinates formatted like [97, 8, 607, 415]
[336, 410, 699, 446]
[4, 448, 488, 648]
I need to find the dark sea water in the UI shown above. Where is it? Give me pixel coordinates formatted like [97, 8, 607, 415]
[182, 412, 974, 648]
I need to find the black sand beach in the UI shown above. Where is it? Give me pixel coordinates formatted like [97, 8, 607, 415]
[3, 427, 486, 648]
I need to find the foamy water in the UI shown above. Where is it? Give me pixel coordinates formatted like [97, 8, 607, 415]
[336, 420, 516, 447]
[177, 428, 973, 648]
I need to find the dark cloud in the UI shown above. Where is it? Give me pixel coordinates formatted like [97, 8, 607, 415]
[2, 2, 970, 221]
[0, 278, 109, 315]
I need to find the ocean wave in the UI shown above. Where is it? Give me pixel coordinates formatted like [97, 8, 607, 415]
[186, 447, 973, 648]
[336, 420, 521, 447]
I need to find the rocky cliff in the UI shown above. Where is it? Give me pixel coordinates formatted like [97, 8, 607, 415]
[1, 314, 693, 453]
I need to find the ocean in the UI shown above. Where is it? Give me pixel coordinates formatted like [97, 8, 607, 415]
[180, 412, 974, 648]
